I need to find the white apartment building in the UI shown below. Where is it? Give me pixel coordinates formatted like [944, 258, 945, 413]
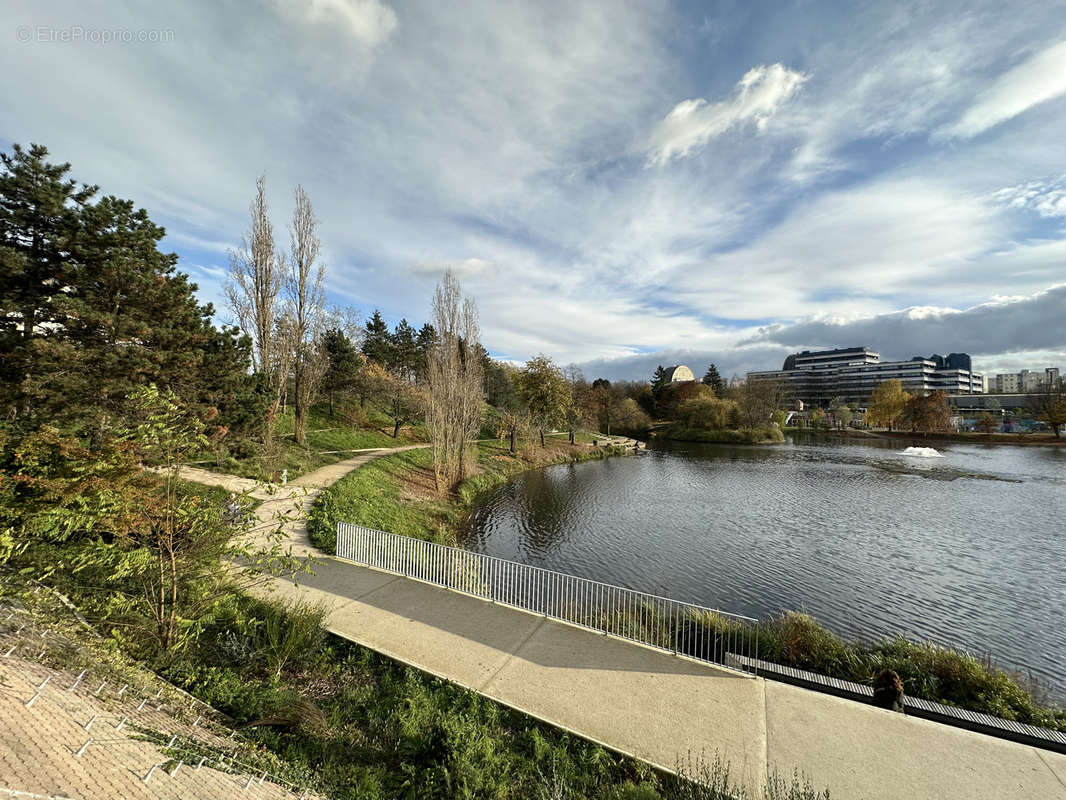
[991, 367, 1061, 394]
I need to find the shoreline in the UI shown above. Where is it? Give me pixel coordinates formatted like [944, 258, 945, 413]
[307, 435, 637, 550]
[654, 424, 785, 445]
[791, 427, 1066, 447]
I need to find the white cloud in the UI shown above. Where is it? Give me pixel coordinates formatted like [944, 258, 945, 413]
[990, 175, 1066, 218]
[937, 40, 1066, 140]
[747, 284, 1066, 362]
[283, 0, 397, 46]
[655, 178, 1005, 320]
[4, 1, 1066, 373]
[647, 64, 808, 165]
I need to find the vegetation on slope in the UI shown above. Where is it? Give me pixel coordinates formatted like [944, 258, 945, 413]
[699, 611, 1066, 732]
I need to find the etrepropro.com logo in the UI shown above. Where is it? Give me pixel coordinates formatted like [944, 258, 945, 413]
[16, 25, 175, 44]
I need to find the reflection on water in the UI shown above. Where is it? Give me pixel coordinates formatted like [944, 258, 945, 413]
[459, 435, 1066, 699]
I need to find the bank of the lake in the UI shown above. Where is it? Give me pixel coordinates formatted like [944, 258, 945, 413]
[307, 437, 632, 552]
[459, 434, 1066, 710]
[657, 424, 785, 444]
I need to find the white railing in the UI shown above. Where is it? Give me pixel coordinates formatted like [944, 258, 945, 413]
[336, 523, 759, 675]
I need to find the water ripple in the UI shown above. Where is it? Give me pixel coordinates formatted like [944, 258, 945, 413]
[459, 436, 1066, 699]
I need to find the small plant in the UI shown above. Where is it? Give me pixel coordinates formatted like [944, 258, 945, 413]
[258, 599, 327, 677]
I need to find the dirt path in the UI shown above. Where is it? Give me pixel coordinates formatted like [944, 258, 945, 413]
[174, 445, 430, 557]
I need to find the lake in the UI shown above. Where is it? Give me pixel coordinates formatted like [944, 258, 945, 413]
[459, 435, 1066, 699]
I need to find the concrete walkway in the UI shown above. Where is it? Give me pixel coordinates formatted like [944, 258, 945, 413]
[179, 451, 1066, 800]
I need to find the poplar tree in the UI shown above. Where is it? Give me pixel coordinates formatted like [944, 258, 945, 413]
[226, 175, 284, 442]
[284, 186, 326, 447]
[425, 272, 483, 492]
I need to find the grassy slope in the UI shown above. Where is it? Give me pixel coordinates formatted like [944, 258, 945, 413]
[202, 401, 428, 480]
[308, 437, 628, 551]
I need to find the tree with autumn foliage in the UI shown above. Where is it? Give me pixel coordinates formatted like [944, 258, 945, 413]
[866, 379, 909, 431]
[902, 391, 952, 433]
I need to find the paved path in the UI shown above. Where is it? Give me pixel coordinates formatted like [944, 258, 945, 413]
[179, 450, 1066, 800]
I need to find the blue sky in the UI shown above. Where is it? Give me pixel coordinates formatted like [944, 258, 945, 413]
[4, 0, 1066, 381]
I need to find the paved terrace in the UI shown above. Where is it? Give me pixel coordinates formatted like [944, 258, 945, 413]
[179, 450, 1066, 800]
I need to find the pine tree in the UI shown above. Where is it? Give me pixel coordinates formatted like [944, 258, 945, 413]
[322, 327, 361, 417]
[390, 318, 418, 379]
[0, 143, 258, 440]
[415, 322, 436, 378]
[701, 363, 724, 395]
[0, 144, 96, 411]
[362, 309, 392, 367]
[650, 365, 669, 412]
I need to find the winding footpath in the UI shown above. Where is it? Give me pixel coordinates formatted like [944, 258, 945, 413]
[177, 448, 1066, 800]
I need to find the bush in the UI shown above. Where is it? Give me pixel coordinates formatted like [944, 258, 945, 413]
[259, 599, 327, 676]
[307, 490, 339, 551]
[740, 613, 1066, 731]
[676, 397, 737, 429]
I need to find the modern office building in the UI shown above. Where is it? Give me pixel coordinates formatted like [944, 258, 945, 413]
[748, 346, 984, 407]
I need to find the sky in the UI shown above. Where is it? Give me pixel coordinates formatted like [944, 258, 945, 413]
[4, 0, 1066, 382]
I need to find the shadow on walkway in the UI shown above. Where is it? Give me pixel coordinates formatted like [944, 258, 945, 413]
[299, 558, 750, 680]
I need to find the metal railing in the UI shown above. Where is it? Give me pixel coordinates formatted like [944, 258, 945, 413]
[336, 523, 759, 675]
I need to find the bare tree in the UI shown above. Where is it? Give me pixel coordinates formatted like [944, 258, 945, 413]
[1030, 376, 1066, 438]
[426, 270, 483, 493]
[283, 185, 326, 446]
[226, 175, 284, 440]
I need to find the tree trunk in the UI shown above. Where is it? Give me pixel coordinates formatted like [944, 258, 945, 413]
[539, 429, 545, 447]
[293, 399, 306, 445]
[569, 428, 575, 445]
[393, 418, 401, 438]
[509, 426, 516, 453]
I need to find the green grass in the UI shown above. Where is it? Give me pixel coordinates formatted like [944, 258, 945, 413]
[200, 401, 429, 481]
[308, 447, 454, 549]
[163, 592, 831, 800]
[308, 436, 629, 551]
[5, 570, 833, 800]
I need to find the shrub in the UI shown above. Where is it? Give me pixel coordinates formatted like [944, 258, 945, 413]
[307, 490, 339, 552]
[676, 397, 737, 429]
[771, 612, 862, 676]
[258, 599, 327, 676]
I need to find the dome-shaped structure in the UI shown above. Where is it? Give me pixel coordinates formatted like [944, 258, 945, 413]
[663, 364, 694, 383]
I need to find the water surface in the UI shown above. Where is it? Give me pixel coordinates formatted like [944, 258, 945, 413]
[459, 435, 1066, 698]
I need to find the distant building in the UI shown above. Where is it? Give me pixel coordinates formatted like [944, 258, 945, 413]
[663, 364, 695, 383]
[749, 346, 983, 407]
[990, 367, 1061, 394]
